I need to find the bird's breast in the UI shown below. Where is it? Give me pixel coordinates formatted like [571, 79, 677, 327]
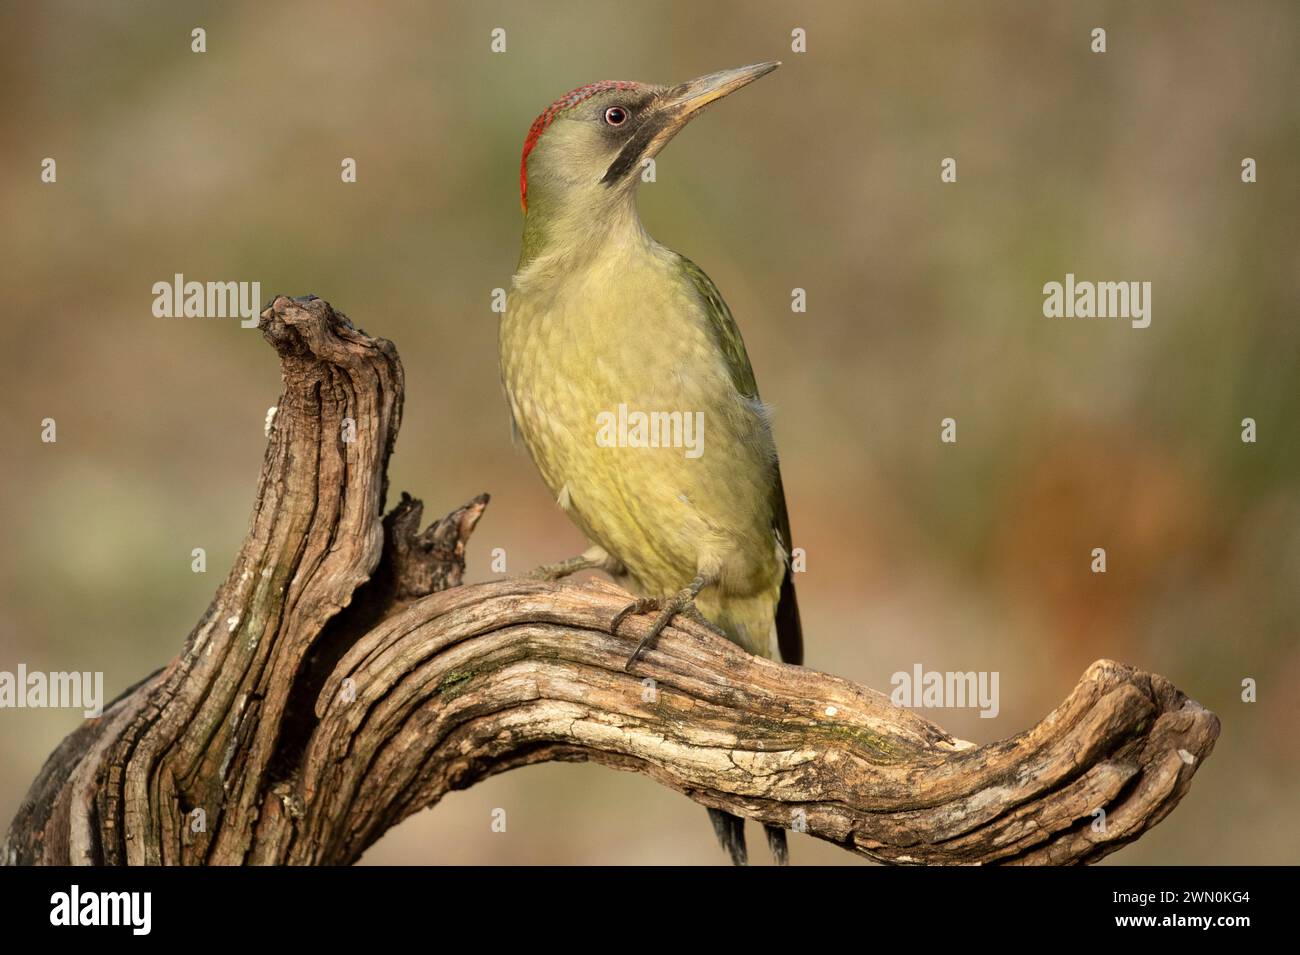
[500, 247, 780, 599]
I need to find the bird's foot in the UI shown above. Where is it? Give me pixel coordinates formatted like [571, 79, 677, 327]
[614, 575, 711, 671]
[527, 554, 599, 582]
[528, 547, 625, 582]
[609, 594, 660, 633]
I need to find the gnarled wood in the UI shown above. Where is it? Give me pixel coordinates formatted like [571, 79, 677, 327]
[3, 295, 1219, 866]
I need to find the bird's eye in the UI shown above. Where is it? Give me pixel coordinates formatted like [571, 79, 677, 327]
[604, 106, 628, 126]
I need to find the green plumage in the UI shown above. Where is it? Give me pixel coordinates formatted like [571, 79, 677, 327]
[677, 255, 802, 664]
[502, 232, 799, 663]
[501, 64, 798, 863]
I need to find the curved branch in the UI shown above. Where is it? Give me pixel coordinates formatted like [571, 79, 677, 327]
[3, 296, 1219, 866]
[290, 578, 1218, 865]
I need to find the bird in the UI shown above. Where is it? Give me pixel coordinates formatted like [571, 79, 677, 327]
[497, 62, 801, 866]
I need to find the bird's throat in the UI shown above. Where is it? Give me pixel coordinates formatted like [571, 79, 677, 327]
[517, 187, 647, 274]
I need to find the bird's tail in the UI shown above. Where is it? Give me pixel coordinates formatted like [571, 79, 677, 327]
[765, 823, 789, 865]
[707, 808, 747, 865]
[706, 808, 790, 866]
[698, 593, 793, 865]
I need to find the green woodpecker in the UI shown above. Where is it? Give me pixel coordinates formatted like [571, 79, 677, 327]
[499, 62, 801, 865]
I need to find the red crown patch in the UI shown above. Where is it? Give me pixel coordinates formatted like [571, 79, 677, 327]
[520, 80, 642, 212]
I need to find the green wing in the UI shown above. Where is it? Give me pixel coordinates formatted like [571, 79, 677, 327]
[679, 255, 760, 396]
[678, 255, 803, 666]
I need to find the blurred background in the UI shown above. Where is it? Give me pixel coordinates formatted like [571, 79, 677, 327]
[1, 0, 1297, 865]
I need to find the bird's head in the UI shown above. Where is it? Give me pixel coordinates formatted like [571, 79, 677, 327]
[518, 62, 780, 220]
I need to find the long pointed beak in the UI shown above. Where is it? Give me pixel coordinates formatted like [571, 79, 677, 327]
[602, 61, 780, 185]
[661, 61, 781, 120]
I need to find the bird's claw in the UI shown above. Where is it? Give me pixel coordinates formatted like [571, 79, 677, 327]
[616, 586, 701, 672]
[610, 596, 660, 635]
[527, 555, 596, 582]
[527, 565, 566, 582]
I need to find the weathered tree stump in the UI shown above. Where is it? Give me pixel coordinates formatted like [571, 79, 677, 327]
[3, 296, 1220, 866]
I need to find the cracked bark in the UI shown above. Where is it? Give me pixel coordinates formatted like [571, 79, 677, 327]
[3, 296, 1220, 866]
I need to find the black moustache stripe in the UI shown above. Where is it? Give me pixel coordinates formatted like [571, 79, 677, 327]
[601, 110, 677, 185]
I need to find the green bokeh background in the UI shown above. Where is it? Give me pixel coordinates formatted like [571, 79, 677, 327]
[1, 0, 1296, 864]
